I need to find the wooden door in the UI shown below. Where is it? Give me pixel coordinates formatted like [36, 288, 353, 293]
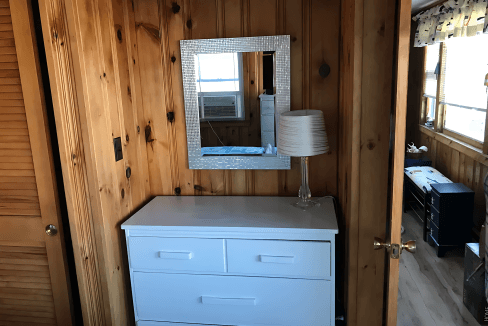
[384, 0, 412, 325]
[0, 0, 73, 324]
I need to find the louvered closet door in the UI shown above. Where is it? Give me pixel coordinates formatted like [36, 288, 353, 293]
[0, 1, 73, 325]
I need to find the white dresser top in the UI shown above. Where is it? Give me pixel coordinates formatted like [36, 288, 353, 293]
[122, 196, 338, 240]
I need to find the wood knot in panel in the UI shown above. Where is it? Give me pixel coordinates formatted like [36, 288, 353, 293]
[116, 25, 123, 43]
[136, 23, 161, 42]
[172, 2, 181, 14]
[378, 23, 386, 37]
[167, 112, 175, 123]
[145, 125, 154, 143]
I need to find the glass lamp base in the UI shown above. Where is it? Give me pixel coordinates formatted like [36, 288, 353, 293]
[291, 156, 320, 210]
[293, 198, 321, 210]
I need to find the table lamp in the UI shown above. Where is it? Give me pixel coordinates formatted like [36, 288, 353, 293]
[278, 110, 329, 209]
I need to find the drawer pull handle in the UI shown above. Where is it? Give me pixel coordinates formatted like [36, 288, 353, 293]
[201, 296, 255, 306]
[159, 251, 193, 260]
[259, 255, 294, 264]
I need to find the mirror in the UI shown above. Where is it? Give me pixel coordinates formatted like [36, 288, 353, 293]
[180, 35, 290, 169]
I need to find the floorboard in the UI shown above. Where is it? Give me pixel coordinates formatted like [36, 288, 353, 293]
[397, 211, 481, 326]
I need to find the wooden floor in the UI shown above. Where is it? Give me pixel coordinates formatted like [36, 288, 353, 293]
[397, 211, 480, 326]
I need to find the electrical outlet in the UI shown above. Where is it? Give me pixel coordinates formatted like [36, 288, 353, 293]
[114, 137, 123, 162]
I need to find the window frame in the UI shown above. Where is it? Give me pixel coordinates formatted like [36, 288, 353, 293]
[443, 128, 483, 150]
[419, 41, 488, 155]
[196, 52, 245, 122]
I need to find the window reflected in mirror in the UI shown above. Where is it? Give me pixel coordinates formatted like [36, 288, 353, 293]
[195, 51, 277, 157]
[196, 52, 244, 121]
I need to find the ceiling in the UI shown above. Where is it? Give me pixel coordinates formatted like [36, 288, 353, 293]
[412, 0, 442, 14]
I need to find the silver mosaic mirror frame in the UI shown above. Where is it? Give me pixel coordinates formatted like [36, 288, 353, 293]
[180, 35, 291, 170]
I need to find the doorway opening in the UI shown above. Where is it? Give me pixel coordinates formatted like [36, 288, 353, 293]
[397, 16, 487, 326]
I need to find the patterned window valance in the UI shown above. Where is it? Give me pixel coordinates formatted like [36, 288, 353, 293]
[413, 0, 488, 47]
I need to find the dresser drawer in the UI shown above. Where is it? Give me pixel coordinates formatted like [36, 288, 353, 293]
[431, 183, 475, 215]
[227, 239, 330, 279]
[430, 219, 440, 243]
[260, 100, 274, 113]
[128, 237, 225, 272]
[430, 205, 440, 227]
[133, 272, 331, 326]
[429, 219, 458, 245]
[431, 191, 440, 211]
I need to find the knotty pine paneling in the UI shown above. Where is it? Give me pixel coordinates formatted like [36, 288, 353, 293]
[134, 0, 339, 198]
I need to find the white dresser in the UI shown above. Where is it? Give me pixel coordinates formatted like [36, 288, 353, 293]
[122, 196, 338, 326]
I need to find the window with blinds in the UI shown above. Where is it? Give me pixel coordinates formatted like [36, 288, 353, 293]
[423, 42, 440, 123]
[442, 34, 488, 142]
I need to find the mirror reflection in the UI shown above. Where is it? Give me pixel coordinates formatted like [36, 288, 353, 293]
[196, 51, 276, 157]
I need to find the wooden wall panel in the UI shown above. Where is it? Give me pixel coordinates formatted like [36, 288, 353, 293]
[133, 0, 174, 197]
[309, 0, 339, 197]
[132, 0, 340, 199]
[38, 0, 153, 324]
[340, 0, 401, 324]
[356, 0, 396, 324]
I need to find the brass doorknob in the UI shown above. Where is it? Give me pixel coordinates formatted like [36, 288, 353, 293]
[45, 225, 58, 236]
[402, 240, 416, 253]
[373, 237, 390, 250]
[374, 237, 416, 257]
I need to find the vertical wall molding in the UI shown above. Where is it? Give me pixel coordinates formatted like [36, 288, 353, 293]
[37, 0, 107, 325]
[339, 0, 363, 324]
[340, 0, 401, 324]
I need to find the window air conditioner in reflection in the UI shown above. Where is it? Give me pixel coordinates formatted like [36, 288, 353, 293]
[198, 93, 244, 121]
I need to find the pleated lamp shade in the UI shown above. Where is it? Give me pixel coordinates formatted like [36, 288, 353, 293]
[278, 110, 329, 157]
